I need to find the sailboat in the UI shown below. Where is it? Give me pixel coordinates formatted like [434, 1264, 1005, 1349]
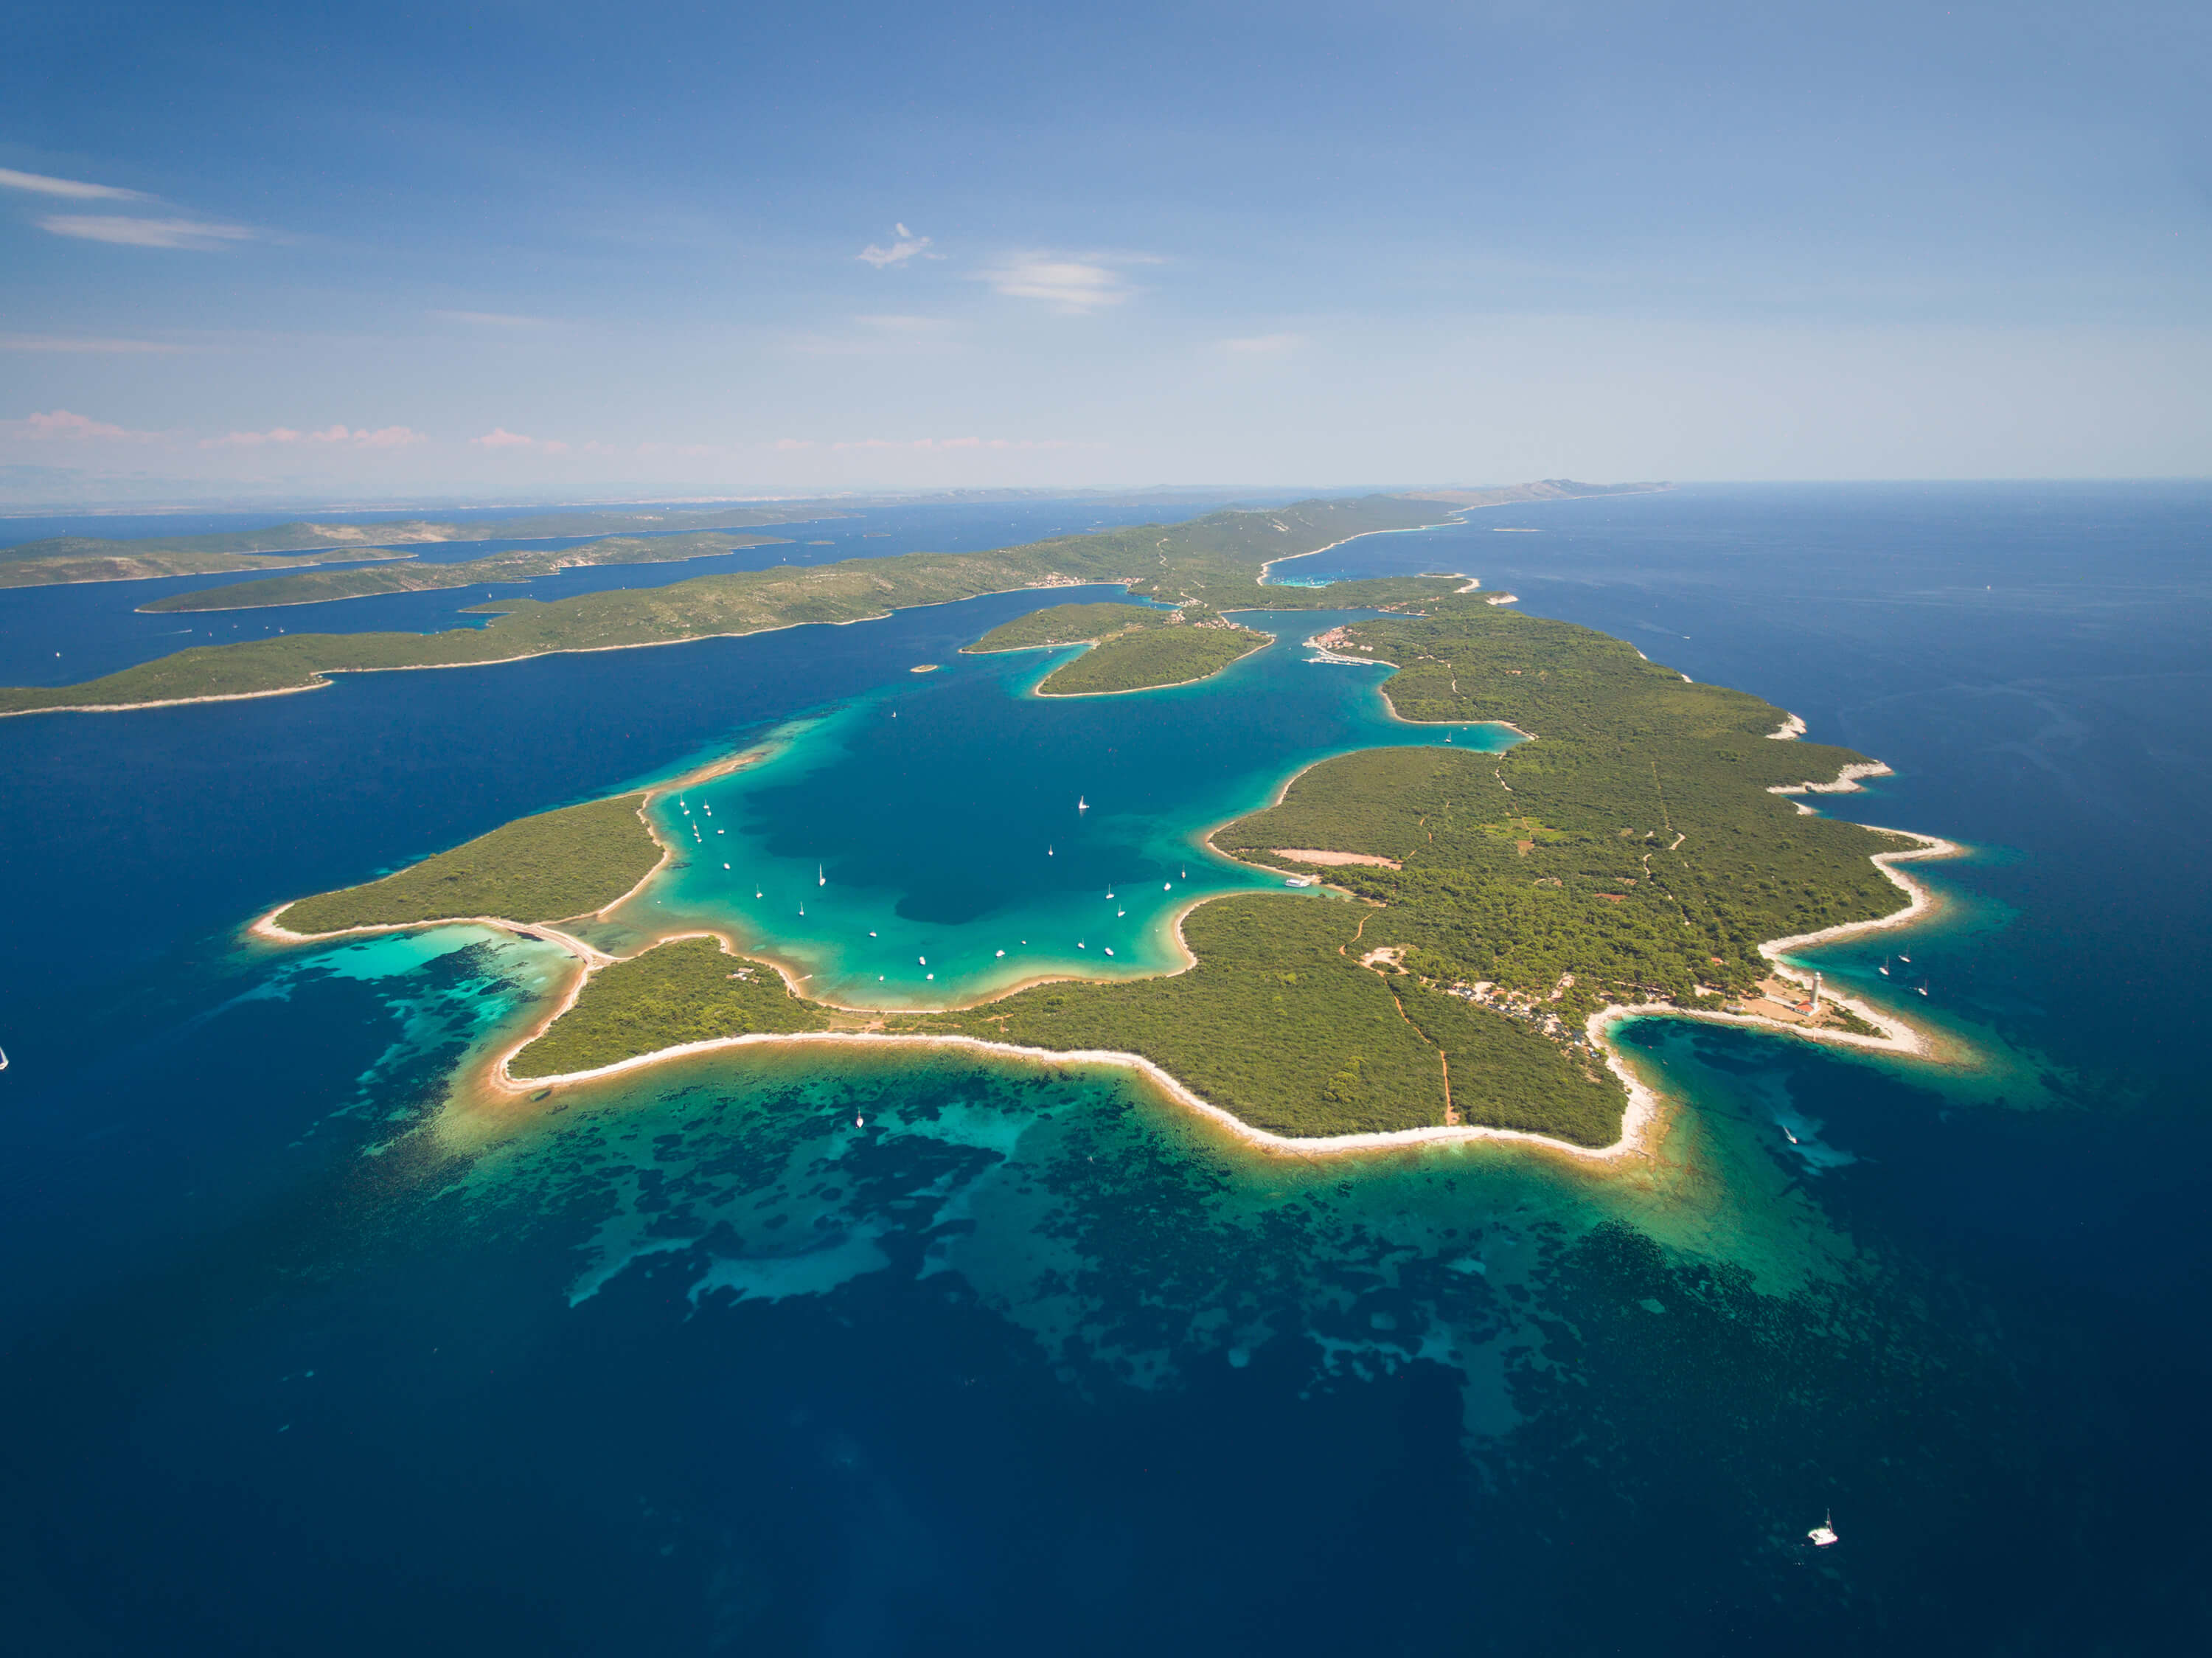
[799, 901, 805, 916]
[1078, 795, 1088, 813]
[1898, 953, 1911, 964]
[1105, 884, 1114, 900]
[1808, 1512, 1839, 1548]
[1917, 979, 1930, 997]
[1878, 957, 1890, 977]
[818, 864, 826, 887]
[1048, 844, 1054, 856]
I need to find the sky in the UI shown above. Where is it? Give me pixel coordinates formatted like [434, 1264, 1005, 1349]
[2, 0, 2208, 502]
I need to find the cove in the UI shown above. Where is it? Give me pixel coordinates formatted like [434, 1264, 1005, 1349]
[591, 606, 1508, 1008]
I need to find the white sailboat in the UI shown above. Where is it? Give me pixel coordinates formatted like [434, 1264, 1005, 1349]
[818, 864, 826, 886]
[1078, 795, 1088, 813]
[1878, 957, 1890, 977]
[1808, 1512, 1839, 1548]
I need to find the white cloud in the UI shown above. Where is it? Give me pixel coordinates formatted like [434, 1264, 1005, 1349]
[201, 424, 428, 449]
[857, 223, 934, 268]
[827, 436, 1092, 451]
[431, 310, 549, 326]
[981, 256, 1144, 313]
[470, 428, 568, 454]
[4, 409, 161, 441]
[1221, 333, 1307, 355]
[39, 215, 257, 249]
[0, 334, 186, 354]
[0, 167, 149, 201]
[855, 313, 953, 333]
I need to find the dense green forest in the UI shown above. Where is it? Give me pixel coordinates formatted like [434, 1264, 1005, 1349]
[510, 934, 830, 1078]
[0, 495, 1456, 713]
[1035, 620, 1268, 694]
[965, 601, 1169, 651]
[1214, 595, 1912, 1024]
[140, 531, 787, 611]
[274, 794, 660, 932]
[886, 893, 1625, 1142]
[891, 895, 1451, 1136]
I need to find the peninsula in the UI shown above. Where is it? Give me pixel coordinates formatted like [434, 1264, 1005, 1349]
[257, 570, 1948, 1159]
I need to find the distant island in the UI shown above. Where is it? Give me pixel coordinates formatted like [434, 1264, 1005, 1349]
[253, 511, 1953, 1161]
[136, 530, 792, 611]
[0, 493, 1472, 716]
[0, 503, 846, 591]
[965, 600, 1271, 694]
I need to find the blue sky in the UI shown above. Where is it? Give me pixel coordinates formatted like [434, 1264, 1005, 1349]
[3, 0, 2208, 498]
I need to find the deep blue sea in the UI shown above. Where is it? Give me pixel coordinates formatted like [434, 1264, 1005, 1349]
[2, 482, 2208, 1655]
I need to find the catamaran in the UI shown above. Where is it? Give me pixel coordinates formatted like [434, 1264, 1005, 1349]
[1808, 1512, 1839, 1548]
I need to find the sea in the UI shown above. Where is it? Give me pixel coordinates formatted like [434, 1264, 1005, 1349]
[1, 482, 2208, 1654]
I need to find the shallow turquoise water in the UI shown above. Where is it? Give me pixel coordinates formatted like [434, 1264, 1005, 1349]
[634, 608, 1506, 1005]
[4, 484, 2211, 1654]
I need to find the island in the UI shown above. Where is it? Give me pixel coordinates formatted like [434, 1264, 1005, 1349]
[0, 494, 1468, 716]
[254, 572, 1952, 1160]
[964, 600, 1271, 694]
[0, 503, 845, 591]
[136, 530, 793, 611]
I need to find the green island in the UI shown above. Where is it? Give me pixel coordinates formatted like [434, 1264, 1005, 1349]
[966, 600, 1270, 694]
[139, 530, 790, 612]
[0, 494, 1458, 715]
[260, 544, 1926, 1153]
[271, 793, 659, 934]
[0, 503, 841, 591]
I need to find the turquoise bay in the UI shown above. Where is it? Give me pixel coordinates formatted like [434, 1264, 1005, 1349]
[613, 606, 1508, 1007]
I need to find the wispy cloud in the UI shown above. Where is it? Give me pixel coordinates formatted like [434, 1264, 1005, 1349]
[4, 409, 162, 441]
[471, 428, 569, 454]
[855, 313, 953, 334]
[40, 215, 258, 250]
[431, 310, 550, 327]
[857, 223, 935, 268]
[980, 254, 1152, 313]
[0, 333, 187, 354]
[826, 436, 1092, 451]
[0, 167, 149, 201]
[202, 425, 427, 449]
[1221, 333, 1306, 355]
